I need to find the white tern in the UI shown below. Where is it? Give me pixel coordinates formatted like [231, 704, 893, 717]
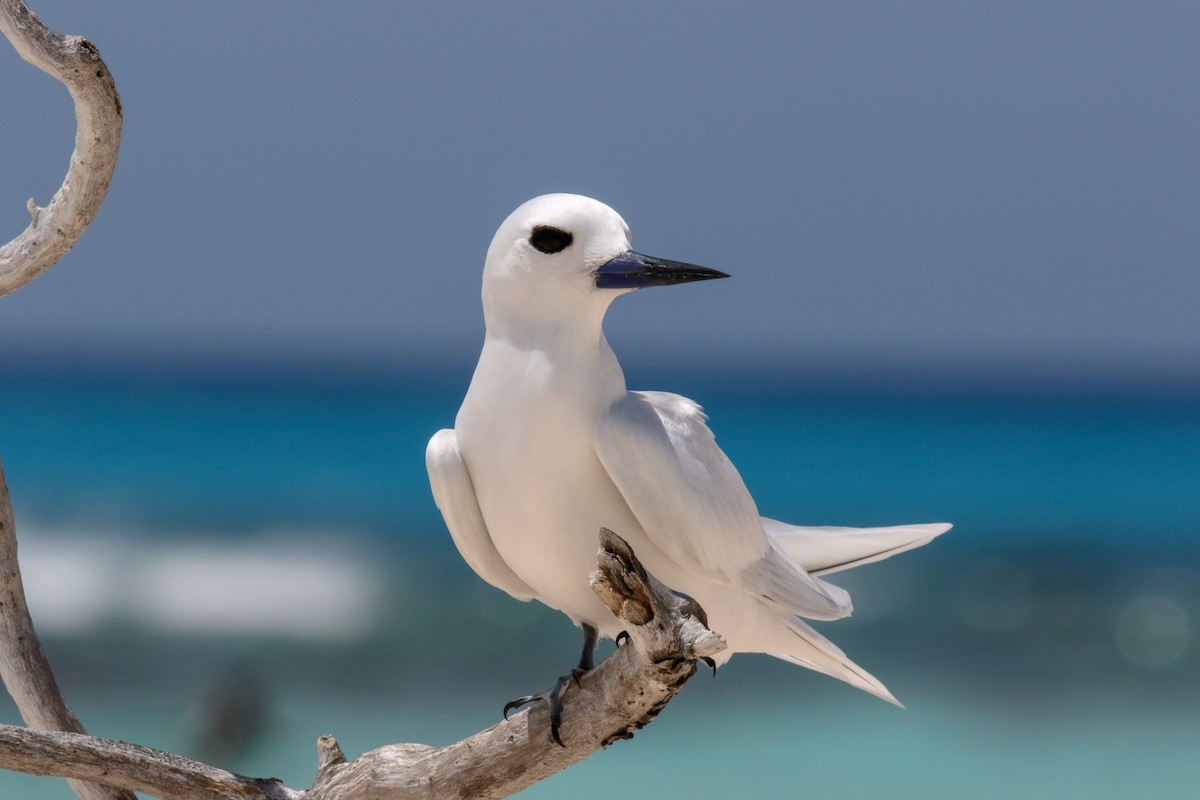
[427, 193, 950, 718]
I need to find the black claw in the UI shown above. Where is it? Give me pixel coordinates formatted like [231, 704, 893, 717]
[502, 689, 567, 746]
[548, 673, 571, 746]
[615, 630, 630, 647]
[700, 656, 717, 676]
[503, 694, 539, 719]
[501, 623, 601, 747]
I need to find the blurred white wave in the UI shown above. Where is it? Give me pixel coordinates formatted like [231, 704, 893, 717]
[15, 525, 384, 642]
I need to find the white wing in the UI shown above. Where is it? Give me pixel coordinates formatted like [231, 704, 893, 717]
[426, 429, 536, 601]
[594, 391, 851, 621]
[764, 520, 953, 576]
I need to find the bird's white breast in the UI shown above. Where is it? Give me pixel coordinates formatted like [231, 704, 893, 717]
[454, 336, 642, 630]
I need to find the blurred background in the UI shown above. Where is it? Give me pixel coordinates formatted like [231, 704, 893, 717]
[2, 2, 1197, 798]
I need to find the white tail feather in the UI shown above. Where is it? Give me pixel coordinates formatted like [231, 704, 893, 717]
[765, 520, 952, 576]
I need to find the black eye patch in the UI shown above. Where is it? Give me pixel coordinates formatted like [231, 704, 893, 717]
[530, 226, 573, 254]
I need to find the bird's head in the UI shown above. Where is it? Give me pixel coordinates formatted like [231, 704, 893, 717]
[481, 194, 727, 338]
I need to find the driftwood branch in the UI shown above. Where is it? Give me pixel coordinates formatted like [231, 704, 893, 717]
[304, 528, 726, 800]
[0, 0, 122, 296]
[1, 5, 129, 799]
[0, 725, 298, 800]
[1, 529, 726, 799]
[2, 463, 138, 800]
[0, 460, 86, 734]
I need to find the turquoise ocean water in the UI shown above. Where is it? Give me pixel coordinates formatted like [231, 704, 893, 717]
[1, 361, 1197, 798]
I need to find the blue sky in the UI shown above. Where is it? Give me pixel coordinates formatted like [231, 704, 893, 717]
[2, 2, 1197, 383]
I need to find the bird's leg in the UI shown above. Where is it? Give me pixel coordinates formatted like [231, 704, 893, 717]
[502, 622, 600, 746]
[572, 621, 599, 679]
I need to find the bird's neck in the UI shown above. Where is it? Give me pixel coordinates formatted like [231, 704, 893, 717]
[473, 320, 627, 411]
[481, 290, 619, 359]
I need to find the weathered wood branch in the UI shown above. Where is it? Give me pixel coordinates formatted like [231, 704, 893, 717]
[1, 463, 137, 800]
[0, 459, 81, 735]
[1, 5, 130, 797]
[0, 529, 726, 800]
[0, 0, 122, 296]
[304, 528, 727, 800]
[0, 725, 298, 800]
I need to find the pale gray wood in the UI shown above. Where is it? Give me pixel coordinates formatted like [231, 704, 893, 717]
[1, 5, 132, 798]
[0, 460, 88, 736]
[0, 530, 724, 800]
[0, 0, 122, 296]
[304, 529, 727, 800]
[1, 464, 139, 800]
[0, 725, 300, 800]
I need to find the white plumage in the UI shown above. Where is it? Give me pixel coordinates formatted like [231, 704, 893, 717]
[427, 194, 949, 704]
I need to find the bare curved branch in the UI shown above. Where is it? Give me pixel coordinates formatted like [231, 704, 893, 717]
[0, 461, 89, 734]
[1, 5, 129, 798]
[0, 530, 725, 800]
[0, 0, 122, 296]
[1, 460, 137, 800]
[0, 725, 298, 800]
[305, 529, 726, 800]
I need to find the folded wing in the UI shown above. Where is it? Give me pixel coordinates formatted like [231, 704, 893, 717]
[426, 429, 536, 601]
[594, 391, 850, 621]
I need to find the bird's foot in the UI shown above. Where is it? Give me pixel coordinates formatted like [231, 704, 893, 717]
[502, 669, 583, 747]
[501, 622, 600, 746]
